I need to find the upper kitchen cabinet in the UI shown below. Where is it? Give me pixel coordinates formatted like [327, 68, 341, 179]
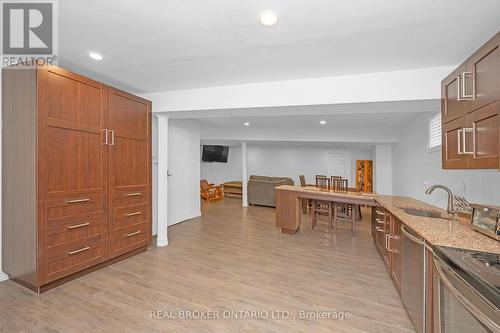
[442, 31, 500, 170]
[467, 33, 500, 111]
[441, 64, 469, 124]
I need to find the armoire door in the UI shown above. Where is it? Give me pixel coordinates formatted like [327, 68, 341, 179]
[106, 86, 152, 258]
[37, 66, 108, 284]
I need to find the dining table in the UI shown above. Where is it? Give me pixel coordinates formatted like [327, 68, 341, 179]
[275, 185, 379, 234]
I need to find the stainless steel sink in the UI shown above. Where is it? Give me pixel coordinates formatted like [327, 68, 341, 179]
[400, 207, 443, 219]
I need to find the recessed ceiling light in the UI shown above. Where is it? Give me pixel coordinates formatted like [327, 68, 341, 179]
[88, 52, 103, 61]
[259, 10, 279, 27]
[320, 120, 327, 125]
[244, 122, 250, 127]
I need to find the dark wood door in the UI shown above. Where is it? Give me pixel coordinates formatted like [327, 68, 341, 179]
[391, 218, 401, 292]
[468, 32, 499, 112]
[107, 86, 152, 258]
[442, 116, 468, 169]
[467, 101, 499, 169]
[37, 66, 108, 284]
[442, 64, 469, 124]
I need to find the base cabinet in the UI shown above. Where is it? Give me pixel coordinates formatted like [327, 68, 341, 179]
[2, 65, 152, 292]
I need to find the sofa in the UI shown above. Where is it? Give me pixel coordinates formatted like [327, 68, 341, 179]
[248, 175, 294, 207]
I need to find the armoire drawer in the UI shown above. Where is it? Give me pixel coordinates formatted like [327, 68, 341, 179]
[47, 214, 105, 248]
[46, 190, 104, 219]
[111, 223, 148, 257]
[112, 203, 149, 230]
[46, 236, 105, 282]
[113, 186, 148, 208]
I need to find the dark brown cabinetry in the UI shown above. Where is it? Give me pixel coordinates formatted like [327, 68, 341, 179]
[2, 65, 152, 292]
[442, 31, 500, 170]
[372, 207, 401, 292]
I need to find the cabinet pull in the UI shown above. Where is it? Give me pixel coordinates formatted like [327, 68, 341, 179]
[386, 234, 393, 252]
[102, 129, 109, 145]
[376, 218, 385, 224]
[462, 71, 475, 100]
[376, 226, 384, 232]
[375, 210, 386, 216]
[110, 130, 115, 146]
[68, 222, 90, 230]
[462, 128, 474, 155]
[68, 246, 90, 255]
[124, 211, 142, 217]
[126, 231, 142, 237]
[66, 198, 90, 204]
[125, 192, 142, 197]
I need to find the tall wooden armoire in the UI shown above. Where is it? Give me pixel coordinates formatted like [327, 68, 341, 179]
[2, 65, 152, 292]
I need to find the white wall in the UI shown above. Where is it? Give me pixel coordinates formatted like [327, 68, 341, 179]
[393, 112, 500, 209]
[373, 145, 393, 195]
[200, 145, 242, 185]
[167, 119, 201, 226]
[245, 145, 373, 186]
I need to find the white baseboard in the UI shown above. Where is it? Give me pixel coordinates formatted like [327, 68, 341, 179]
[169, 211, 201, 226]
[0, 271, 8, 282]
[156, 238, 169, 247]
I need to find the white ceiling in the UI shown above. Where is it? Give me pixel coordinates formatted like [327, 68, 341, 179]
[58, 0, 500, 93]
[197, 112, 420, 130]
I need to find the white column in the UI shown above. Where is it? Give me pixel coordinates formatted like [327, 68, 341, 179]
[156, 115, 169, 247]
[373, 145, 393, 195]
[241, 142, 248, 207]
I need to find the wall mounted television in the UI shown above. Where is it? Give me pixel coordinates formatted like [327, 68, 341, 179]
[202, 145, 229, 163]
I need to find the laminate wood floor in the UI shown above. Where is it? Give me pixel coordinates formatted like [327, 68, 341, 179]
[0, 198, 414, 333]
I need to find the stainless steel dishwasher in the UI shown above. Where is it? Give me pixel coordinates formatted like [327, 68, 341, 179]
[401, 225, 426, 333]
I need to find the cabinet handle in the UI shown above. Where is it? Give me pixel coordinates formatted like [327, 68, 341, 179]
[376, 226, 384, 232]
[66, 198, 90, 204]
[68, 246, 90, 255]
[462, 71, 475, 100]
[375, 210, 386, 216]
[457, 75, 465, 101]
[124, 211, 142, 217]
[462, 128, 474, 155]
[376, 218, 385, 224]
[125, 192, 142, 197]
[102, 129, 109, 145]
[110, 130, 115, 146]
[126, 231, 142, 237]
[386, 234, 393, 252]
[457, 128, 463, 154]
[68, 222, 90, 229]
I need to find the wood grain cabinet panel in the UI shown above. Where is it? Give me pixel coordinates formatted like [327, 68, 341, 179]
[442, 117, 468, 169]
[107, 86, 152, 258]
[467, 102, 499, 169]
[2, 65, 152, 292]
[467, 34, 499, 111]
[442, 64, 469, 124]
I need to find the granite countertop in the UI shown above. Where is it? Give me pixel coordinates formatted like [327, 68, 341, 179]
[376, 195, 500, 255]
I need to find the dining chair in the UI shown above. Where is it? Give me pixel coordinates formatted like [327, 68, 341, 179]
[312, 175, 333, 230]
[299, 175, 313, 213]
[331, 178, 356, 235]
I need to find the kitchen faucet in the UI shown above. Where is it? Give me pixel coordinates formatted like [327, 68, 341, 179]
[425, 184, 456, 218]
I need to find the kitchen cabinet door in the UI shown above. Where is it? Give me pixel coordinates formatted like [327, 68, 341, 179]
[467, 101, 499, 169]
[467, 32, 500, 112]
[442, 116, 468, 169]
[391, 218, 402, 292]
[442, 64, 469, 124]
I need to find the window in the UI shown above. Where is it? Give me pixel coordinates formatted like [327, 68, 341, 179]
[428, 113, 442, 151]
